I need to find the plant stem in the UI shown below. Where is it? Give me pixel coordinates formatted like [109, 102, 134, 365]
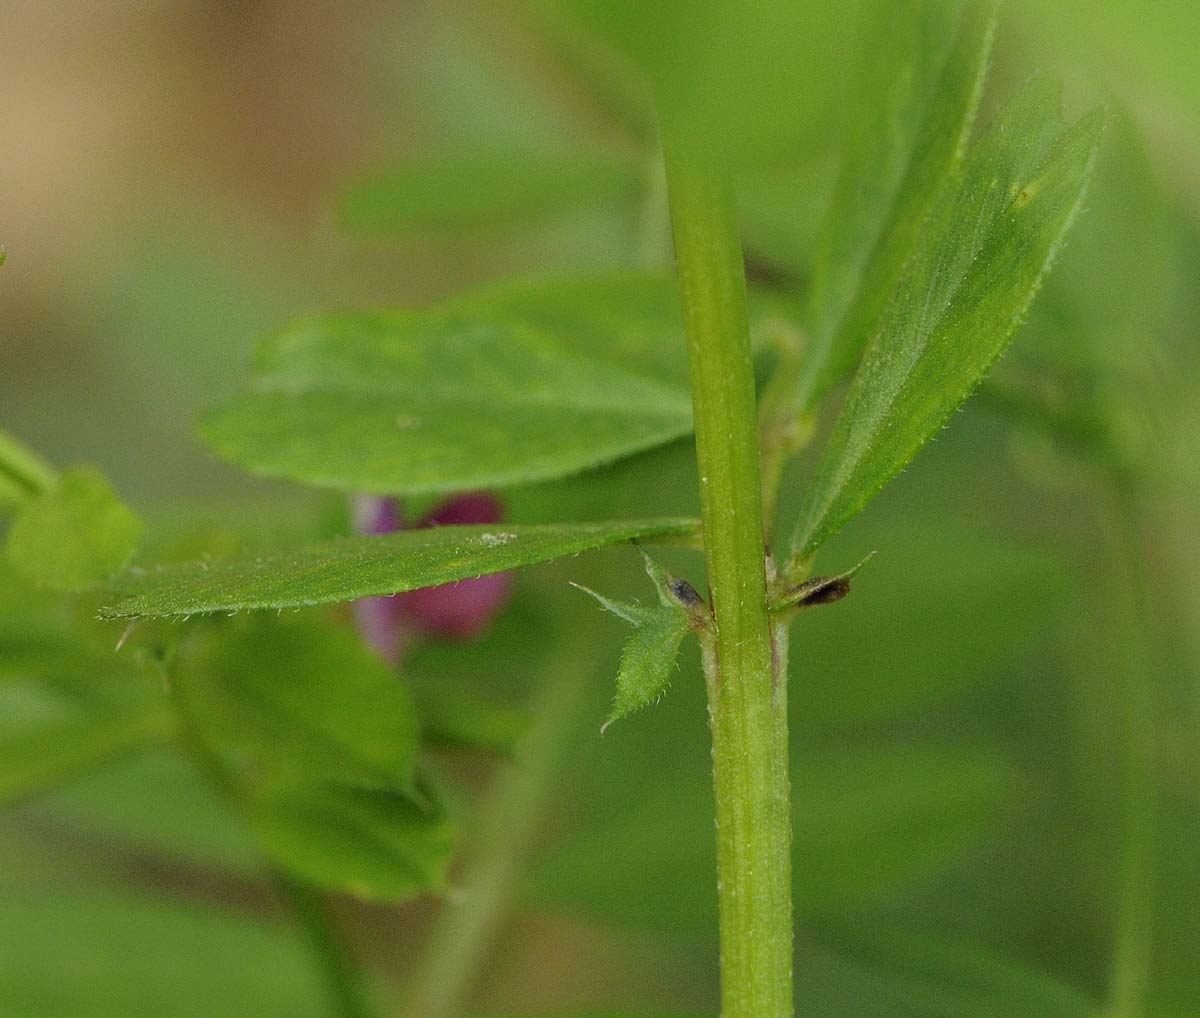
[662, 127, 794, 1018]
[276, 875, 379, 1018]
[403, 615, 596, 1018]
[1104, 485, 1157, 1018]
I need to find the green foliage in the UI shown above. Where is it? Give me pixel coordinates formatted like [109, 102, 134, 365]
[793, 525, 1068, 725]
[3, 1, 1177, 1014]
[540, 0, 855, 166]
[36, 750, 262, 875]
[340, 147, 642, 234]
[810, 921, 1099, 1016]
[173, 614, 453, 901]
[0, 692, 172, 810]
[200, 273, 797, 495]
[102, 517, 697, 619]
[175, 615, 419, 792]
[0, 889, 332, 1018]
[0, 429, 56, 513]
[530, 731, 1009, 932]
[244, 780, 454, 903]
[6, 466, 143, 592]
[0, 565, 172, 808]
[574, 587, 692, 732]
[792, 78, 1102, 559]
[574, 550, 704, 730]
[795, 0, 995, 412]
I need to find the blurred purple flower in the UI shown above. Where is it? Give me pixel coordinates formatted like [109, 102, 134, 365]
[350, 492, 513, 662]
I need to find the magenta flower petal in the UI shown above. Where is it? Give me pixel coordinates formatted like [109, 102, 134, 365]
[397, 492, 513, 639]
[350, 492, 514, 655]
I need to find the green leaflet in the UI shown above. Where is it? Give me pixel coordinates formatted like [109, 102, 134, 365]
[792, 77, 1103, 559]
[175, 615, 420, 792]
[795, 0, 996, 413]
[101, 517, 698, 619]
[173, 614, 453, 902]
[340, 146, 642, 234]
[574, 551, 700, 730]
[605, 608, 690, 731]
[245, 780, 455, 903]
[6, 466, 143, 592]
[200, 272, 797, 495]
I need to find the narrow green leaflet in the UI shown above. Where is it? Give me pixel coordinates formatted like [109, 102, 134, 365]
[792, 78, 1103, 558]
[795, 0, 996, 413]
[101, 517, 697, 619]
[340, 147, 641, 234]
[7, 466, 143, 592]
[200, 272, 799, 495]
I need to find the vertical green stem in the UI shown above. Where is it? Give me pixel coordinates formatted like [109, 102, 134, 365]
[662, 128, 794, 1018]
[1104, 485, 1157, 1018]
[403, 617, 596, 1018]
[276, 875, 379, 1018]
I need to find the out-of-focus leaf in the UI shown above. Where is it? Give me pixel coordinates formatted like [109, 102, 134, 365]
[101, 517, 698, 619]
[0, 574, 175, 808]
[0, 681, 173, 809]
[793, 526, 1067, 724]
[529, 739, 1008, 932]
[792, 78, 1102, 559]
[6, 466, 143, 592]
[175, 615, 419, 791]
[0, 889, 332, 1018]
[809, 919, 1099, 1017]
[173, 614, 453, 901]
[795, 0, 996, 412]
[0, 429, 56, 513]
[541, 0, 857, 167]
[35, 750, 261, 875]
[409, 677, 525, 756]
[450, 272, 693, 387]
[795, 746, 1009, 913]
[340, 147, 642, 235]
[199, 273, 799, 496]
[246, 779, 455, 902]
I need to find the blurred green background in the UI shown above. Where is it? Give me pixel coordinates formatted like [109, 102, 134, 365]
[1, 2, 1198, 1016]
